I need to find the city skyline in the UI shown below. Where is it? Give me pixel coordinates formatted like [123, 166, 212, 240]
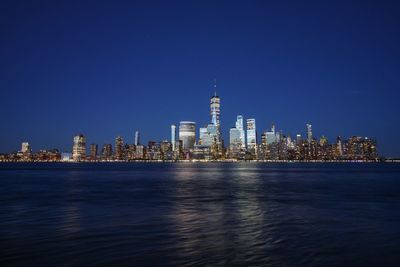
[1, 91, 380, 162]
[0, 89, 385, 158]
[2, 3, 400, 267]
[1, 1, 399, 156]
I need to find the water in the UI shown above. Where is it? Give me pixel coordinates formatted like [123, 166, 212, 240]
[1, 163, 400, 266]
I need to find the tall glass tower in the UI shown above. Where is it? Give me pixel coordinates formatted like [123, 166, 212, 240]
[72, 134, 86, 161]
[171, 124, 176, 151]
[235, 115, 246, 149]
[179, 121, 196, 151]
[134, 131, 140, 146]
[246, 119, 257, 154]
[208, 83, 222, 155]
[306, 124, 312, 143]
[210, 92, 220, 127]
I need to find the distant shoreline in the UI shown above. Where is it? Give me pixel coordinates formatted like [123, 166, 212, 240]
[1, 159, 399, 163]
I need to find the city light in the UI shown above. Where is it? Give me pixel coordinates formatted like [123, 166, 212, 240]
[0, 91, 379, 162]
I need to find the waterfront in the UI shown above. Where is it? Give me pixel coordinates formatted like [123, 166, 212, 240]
[1, 163, 400, 266]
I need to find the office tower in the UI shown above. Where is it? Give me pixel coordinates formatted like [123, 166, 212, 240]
[296, 134, 302, 145]
[171, 124, 176, 151]
[319, 136, 328, 146]
[179, 121, 196, 150]
[135, 145, 145, 159]
[72, 134, 86, 161]
[205, 88, 222, 152]
[148, 141, 157, 149]
[147, 141, 161, 160]
[235, 115, 246, 149]
[336, 136, 343, 156]
[265, 123, 277, 144]
[102, 144, 112, 159]
[134, 131, 140, 146]
[229, 128, 241, 147]
[125, 144, 135, 160]
[90, 144, 98, 160]
[21, 142, 31, 153]
[199, 124, 217, 147]
[199, 127, 208, 145]
[160, 140, 172, 160]
[257, 132, 268, 160]
[210, 91, 220, 127]
[115, 136, 124, 160]
[229, 127, 241, 157]
[306, 124, 312, 143]
[286, 136, 295, 149]
[246, 118, 257, 153]
[261, 132, 267, 146]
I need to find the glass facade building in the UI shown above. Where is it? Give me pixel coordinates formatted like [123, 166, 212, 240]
[179, 121, 196, 151]
[171, 124, 176, 151]
[246, 119, 257, 153]
[72, 134, 86, 161]
[235, 115, 246, 149]
[134, 131, 140, 146]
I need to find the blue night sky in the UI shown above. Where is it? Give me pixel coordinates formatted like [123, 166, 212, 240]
[1, 0, 399, 156]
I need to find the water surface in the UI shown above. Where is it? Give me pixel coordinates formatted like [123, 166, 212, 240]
[1, 163, 400, 266]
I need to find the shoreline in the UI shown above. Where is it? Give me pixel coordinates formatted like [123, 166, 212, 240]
[1, 159, 399, 163]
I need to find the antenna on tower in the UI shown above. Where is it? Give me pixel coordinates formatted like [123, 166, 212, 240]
[213, 78, 217, 97]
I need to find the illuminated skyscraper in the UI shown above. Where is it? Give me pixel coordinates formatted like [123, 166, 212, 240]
[336, 136, 343, 156]
[229, 127, 242, 157]
[134, 131, 140, 146]
[296, 134, 302, 145]
[265, 123, 277, 144]
[209, 86, 223, 154]
[90, 144, 98, 160]
[179, 121, 196, 150]
[306, 124, 312, 143]
[115, 136, 124, 160]
[235, 115, 245, 149]
[72, 134, 86, 161]
[171, 124, 176, 151]
[199, 124, 217, 147]
[210, 90, 220, 127]
[198, 86, 223, 157]
[246, 119, 257, 154]
[101, 144, 112, 160]
[21, 142, 31, 153]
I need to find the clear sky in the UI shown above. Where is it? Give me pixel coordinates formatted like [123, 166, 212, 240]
[1, 0, 399, 156]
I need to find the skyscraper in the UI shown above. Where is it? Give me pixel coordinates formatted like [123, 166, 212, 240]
[229, 127, 241, 157]
[21, 142, 31, 153]
[306, 124, 312, 143]
[101, 144, 112, 160]
[235, 115, 245, 149]
[199, 124, 217, 147]
[246, 119, 257, 154]
[210, 91, 220, 127]
[171, 124, 176, 151]
[72, 134, 86, 161]
[265, 123, 277, 144]
[90, 143, 98, 160]
[296, 134, 302, 145]
[134, 131, 140, 146]
[197, 87, 223, 157]
[115, 136, 124, 160]
[179, 121, 196, 151]
[209, 88, 223, 154]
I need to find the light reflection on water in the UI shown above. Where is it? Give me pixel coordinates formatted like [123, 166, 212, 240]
[0, 163, 400, 266]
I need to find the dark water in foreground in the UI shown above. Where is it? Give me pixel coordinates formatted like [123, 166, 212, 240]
[1, 163, 400, 266]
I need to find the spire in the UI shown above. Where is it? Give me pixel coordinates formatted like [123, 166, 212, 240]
[213, 78, 217, 97]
